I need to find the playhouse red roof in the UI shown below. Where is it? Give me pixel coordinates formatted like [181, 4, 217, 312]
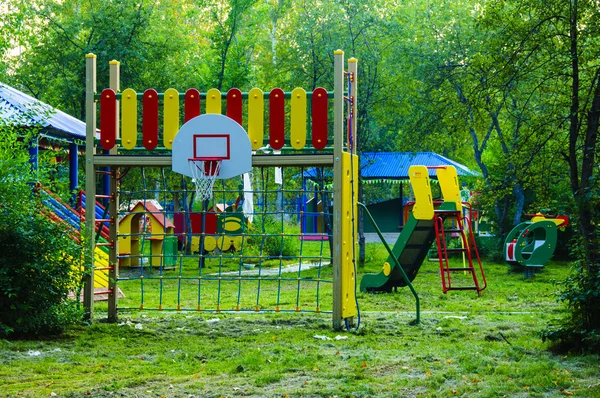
[121, 201, 175, 230]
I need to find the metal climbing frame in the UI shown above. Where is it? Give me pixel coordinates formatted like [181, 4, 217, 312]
[83, 50, 358, 329]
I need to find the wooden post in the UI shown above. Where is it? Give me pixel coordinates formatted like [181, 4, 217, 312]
[348, 58, 358, 153]
[332, 49, 344, 330]
[107, 60, 120, 322]
[107, 166, 119, 322]
[84, 53, 97, 320]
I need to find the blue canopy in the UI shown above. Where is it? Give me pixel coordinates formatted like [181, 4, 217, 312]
[360, 152, 479, 179]
[302, 152, 479, 179]
[0, 83, 86, 143]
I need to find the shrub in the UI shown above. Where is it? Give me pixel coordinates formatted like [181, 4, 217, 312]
[246, 215, 300, 258]
[0, 126, 82, 337]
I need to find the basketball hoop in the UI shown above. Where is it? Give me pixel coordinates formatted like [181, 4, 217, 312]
[188, 157, 222, 202]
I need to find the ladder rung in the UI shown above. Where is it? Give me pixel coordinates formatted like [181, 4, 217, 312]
[95, 170, 113, 176]
[445, 286, 479, 291]
[447, 267, 474, 272]
[96, 219, 113, 223]
[96, 194, 114, 199]
[96, 242, 114, 247]
[93, 289, 114, 295]
[444, 248, 467, 252]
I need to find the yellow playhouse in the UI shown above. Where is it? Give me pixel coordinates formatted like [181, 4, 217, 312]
[119, 201, 177, 267]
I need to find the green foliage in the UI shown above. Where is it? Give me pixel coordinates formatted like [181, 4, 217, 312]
[0, 125, 82, 337]
[246, 216, 299, 258]
[542, 258, 600, 353]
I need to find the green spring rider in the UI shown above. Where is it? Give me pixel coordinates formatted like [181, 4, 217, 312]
[504, 213, 569, 277]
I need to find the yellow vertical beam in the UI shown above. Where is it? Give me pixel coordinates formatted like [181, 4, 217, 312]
[341, 152, 358, 318]
[121, 89, 137, 149]
[248, 88, 264, 150]
[290, 87, 307, 149]
[84, 53, 97, 320]
[206, 88, 222, 114]
[332, 49, 344, 330]
[164, 88, 179, 149]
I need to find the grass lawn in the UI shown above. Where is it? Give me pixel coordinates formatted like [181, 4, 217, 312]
[1, 242, 599, 397]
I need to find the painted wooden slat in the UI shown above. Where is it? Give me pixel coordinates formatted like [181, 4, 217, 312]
[311, 87, 328, 150]
[184, 88, 201, 123]
[100, 88, 117, 150]
[143, 89, 159, 150]
[164, 88, 179, 149]
[269, 88, 285, 150]
[206, 88, 222, 114]
[121, 88, 137, 150]
[226, 88, 243, 125]
[290, 87, 307, 150]
[248, 88, 264, 150]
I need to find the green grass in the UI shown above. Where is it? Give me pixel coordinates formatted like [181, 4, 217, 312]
[2, 242, 600, 397]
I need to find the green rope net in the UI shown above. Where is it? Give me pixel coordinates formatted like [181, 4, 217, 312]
[115, 166, 334, 314]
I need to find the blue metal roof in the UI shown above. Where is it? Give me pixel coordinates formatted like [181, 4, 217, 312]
[301, 152, 479, 179]
[361, 152, 479, 179]
[0, 83, 86, 142]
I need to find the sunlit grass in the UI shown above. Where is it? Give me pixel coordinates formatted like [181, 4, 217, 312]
[2, 242, 597, 397]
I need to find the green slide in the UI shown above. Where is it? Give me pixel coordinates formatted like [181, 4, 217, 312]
[360, 212, 437, 292]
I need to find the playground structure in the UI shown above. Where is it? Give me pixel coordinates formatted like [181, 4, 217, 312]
[83, 51, 359, 329]
[40, 188, 113, 298]
[173, 197, 248, 253]
[360, 165, 487, 296]
[505, 212, 569, 275]
[118, 201, 177, 267]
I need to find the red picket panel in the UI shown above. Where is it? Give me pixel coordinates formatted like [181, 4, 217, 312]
[143, 89, 159, 150]
[185, 88, 201, 123]
[269, 88, 285, 149]
[226, 88, 243, 125]
[311, 87, 328, 149]
[99, 88, 117, 150]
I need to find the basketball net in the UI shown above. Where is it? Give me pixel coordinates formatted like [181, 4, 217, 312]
[188, 158, 222, 202]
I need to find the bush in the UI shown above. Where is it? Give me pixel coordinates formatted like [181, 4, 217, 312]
[246, 215, 300, 258]
[0, 126, 82, 337]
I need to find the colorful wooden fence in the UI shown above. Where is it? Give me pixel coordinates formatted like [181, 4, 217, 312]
[98, 88, 331, 152]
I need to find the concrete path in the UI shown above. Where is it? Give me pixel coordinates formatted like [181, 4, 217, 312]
[209, 261, 330, 277]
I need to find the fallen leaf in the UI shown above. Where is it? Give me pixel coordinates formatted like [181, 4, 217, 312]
[426, 369, 432, 376]
[361, 362, 367, 368]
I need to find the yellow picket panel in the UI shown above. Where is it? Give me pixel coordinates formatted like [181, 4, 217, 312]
[206, 88, 222, 114]
[163, 88, 179, 149]
[409, 165, 434, 220]
[248, 88, 264, 150]
[121, 88, 137, 150]
[290, 87, 307, 149]
[436, 166, 462, 213]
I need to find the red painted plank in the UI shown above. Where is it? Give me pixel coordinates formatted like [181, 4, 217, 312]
[226, 88, 243, 125]
[99, 88, 117, 150]
[185, 88, 201, 123]
[311, 87, 328, 149]
[143, 89, 159, 150]
[269, 88, 285, 149]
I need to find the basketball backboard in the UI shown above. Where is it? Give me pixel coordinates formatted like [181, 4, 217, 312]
[172, 114, 251, 179]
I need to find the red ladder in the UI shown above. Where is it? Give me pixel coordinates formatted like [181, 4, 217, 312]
[433, 210, 487, 296]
